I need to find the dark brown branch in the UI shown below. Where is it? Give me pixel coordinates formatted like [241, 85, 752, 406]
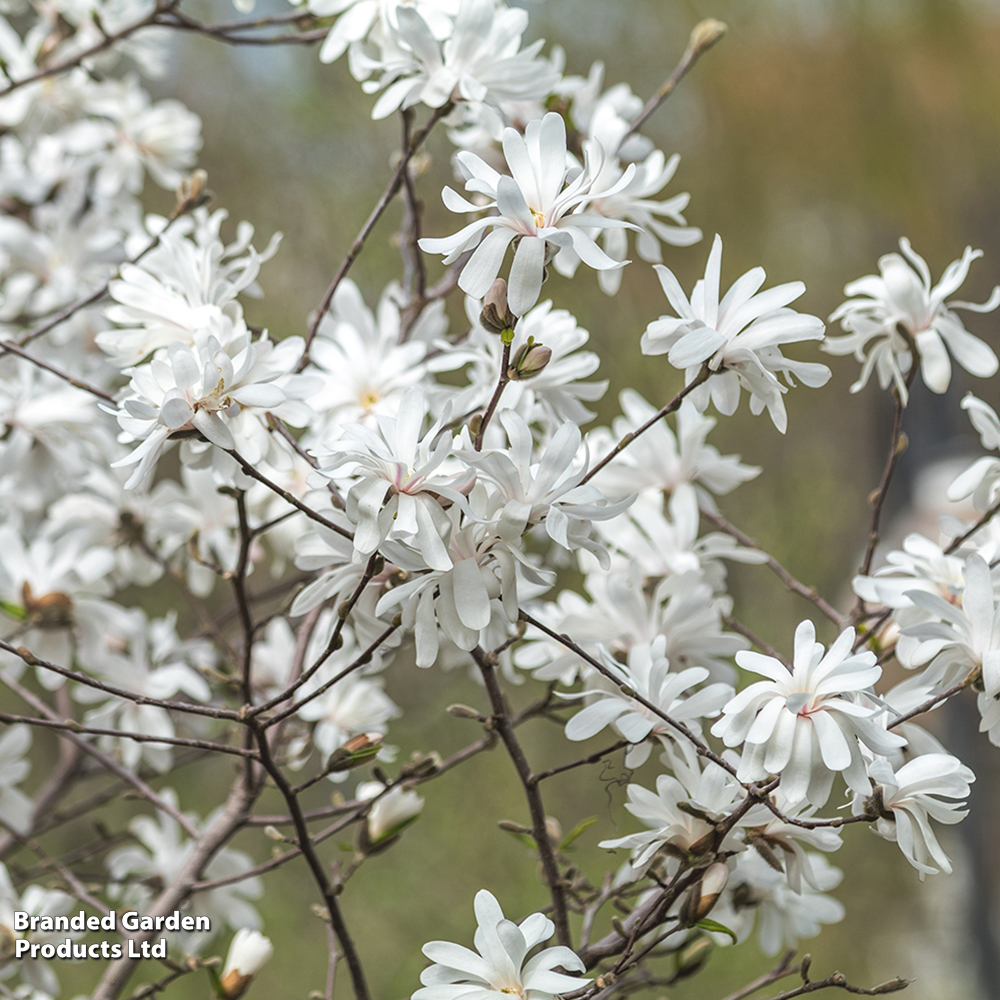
[250, 722, 371, 1000]
[472, 647, 572, 948]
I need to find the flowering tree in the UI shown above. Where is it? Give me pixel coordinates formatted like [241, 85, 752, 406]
[0, 2, 997, 1000]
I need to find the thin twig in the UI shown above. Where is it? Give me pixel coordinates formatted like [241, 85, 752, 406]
[581, 365, 711, 485]
[299, 102, 454, 369]
[703, 511, 843, 626]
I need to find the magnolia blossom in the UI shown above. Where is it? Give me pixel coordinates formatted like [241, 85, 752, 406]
[106, 791, 262, 939]
[717, 851, 846, 956]
[641, 235, 829, 433]
[462, 409, 634, 566]
[712, 620, 906, 805]
[588, 393, 760, 508]
[564, 637, 733, 766]
[827, 238, 1000, 399]
[317, 387, 474, 568]
[599, 746, 744, 877]
[311, 0, 462, 66]
[554, 94, 701, 294]
[361, 0, 560, 120]
[948, 394, 1000, 511]
[113, 332, 310, 489]
[412, 889, 589, 1000]
[900, 554, 1000, 741]
[420, 112, 638, 316]
[855, 754, 973, 876]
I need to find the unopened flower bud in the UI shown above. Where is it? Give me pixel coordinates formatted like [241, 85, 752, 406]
[447, 703, 483, 720]
[357, 782, 424, 852]
[220, 929, 273, 999]
[508, 339, 552, 381]
[326, 733, 383, 773]
[680, 861, 729, 925]
[689, 18, 727, 55]
[480, 279, 517, 337]
[176, 169, 212, 213]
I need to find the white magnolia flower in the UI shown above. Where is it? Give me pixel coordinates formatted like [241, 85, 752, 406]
[462, 409, 634, 567]
[516, 568, 745, 685]
[564, 636, 733, 767]
[412, 889, 589, 1000]
[741, 792, 843, 894]
[588, 393, 760, 510]
[113, 331, 310, 489]
[84, 76, 203, 196]
[948, 394, 1000, 511]
[317, 387, 475, 568]
[718, 851, 845, 956]
[553, 94, 701, 294]
[98, 208, 281, 368]
[306, 279, 442, 438]
[73, 609, 213, 772]
[641, 235, 829, 433]
[900, 554, 1000, 741]
[0, 862, 76, 997]
[362, 0, 560, 121]
[855, 754, 973, 876]
[420, 112, 638, 317]
[594, 484, 767, 588]
[0, 525, 117, 685]
[599, 745, 744, 877]
[296, 647, 400, 776]
[375, 498, 534, 667]
[827, 238, 1000, 400]
[712, 620, 906, 806]
[311, 0, 462, 67]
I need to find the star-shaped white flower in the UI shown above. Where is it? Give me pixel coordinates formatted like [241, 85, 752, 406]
[413, 889, 589, 1000]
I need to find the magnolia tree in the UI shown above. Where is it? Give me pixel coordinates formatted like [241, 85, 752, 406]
[0, 1, 998, 999]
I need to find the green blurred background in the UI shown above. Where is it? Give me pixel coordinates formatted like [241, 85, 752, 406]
[42, 1, 1000, 997]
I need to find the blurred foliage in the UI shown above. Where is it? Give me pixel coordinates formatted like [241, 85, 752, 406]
[27, 1, 1000, 998]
